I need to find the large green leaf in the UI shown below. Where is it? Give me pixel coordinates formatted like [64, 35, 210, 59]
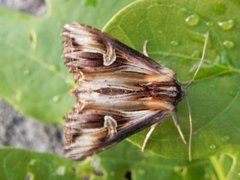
[0, 148, 93, 180]
[98, 141, 239, 180]
[103, 0, 240, 160]
[0, 0, 133, 179]
[0, 0, 134, 123]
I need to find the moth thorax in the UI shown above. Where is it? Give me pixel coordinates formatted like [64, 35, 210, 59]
[147, 81, 183, 105]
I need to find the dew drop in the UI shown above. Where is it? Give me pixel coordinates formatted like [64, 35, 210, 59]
[170, 40, 179, 46]
[49, 65, 59, 72]
[174, 166, 186, 174]
[52, 95, 60, 102]
[209, 144, 216, 150]
[23, 69, 30, 75]
[185, 14, 200, 27]
[218, 19, 234, 31]
[206, 21, 214, 27]
[221, 136, 229, 142]
[223, 40, 235, 49]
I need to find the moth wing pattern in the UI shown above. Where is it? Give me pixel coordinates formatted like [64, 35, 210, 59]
[63, 23, 183, 160]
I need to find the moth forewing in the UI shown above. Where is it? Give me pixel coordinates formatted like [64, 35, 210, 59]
[63, 23, 204, 161]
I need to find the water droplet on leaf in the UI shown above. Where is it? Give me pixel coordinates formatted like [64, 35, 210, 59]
[209, 144, 216, 149]
[52, 95, 60, 102]
[170, 40, 179, 46]
[24, 69, 30, 75]
[221, 136, 229, 142]
[206, 21, 214, 27]
[185, 14, 200, 27]
[223, 40, 234, 49]
[174, 166, 186, 174]
[218, 19, 234, 31]
[49, 65, 59, 72]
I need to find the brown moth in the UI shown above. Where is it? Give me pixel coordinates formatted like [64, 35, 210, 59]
[62, 23, 208, 161]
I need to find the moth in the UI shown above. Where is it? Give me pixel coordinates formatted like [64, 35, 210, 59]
[63, 23, 208, 161]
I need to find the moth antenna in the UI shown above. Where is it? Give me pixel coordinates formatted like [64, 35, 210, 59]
[141, 123, 158, 152]
[172, 113, 187, 144]
[185, 95, 193, 161]
[185, 32, 209, 88]
[143, 40, 149, 57]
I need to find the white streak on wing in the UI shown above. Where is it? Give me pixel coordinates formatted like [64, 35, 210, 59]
[78, 91, 174, 112]
[119, 65, 154, 74]
[79, 73, 174, 92]
[122, 110, 159, 125]
[123, 110, 157, 119]
[157, 86, 177, 91]
[64, 24, 92, 36]
[74, 36, 96, 45]
[103, 41, 116, 66]
[64, 24, 106, 55]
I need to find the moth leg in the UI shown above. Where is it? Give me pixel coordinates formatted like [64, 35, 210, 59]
[185, 96, 193, 161]
[143, 40, 149, 57]
[104, 115, 118, 137]
[141, 123, 158, 152]
[172, 113, 187, 144]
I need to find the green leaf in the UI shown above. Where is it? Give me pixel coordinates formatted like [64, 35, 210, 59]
[0, 0, 134, 123]
[0, 148, 93, 180]
[98, 141, 240, 179]
[103, 0, 240, 166]
[84, 0, 98, 6]
[97, 141, 230, 180]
